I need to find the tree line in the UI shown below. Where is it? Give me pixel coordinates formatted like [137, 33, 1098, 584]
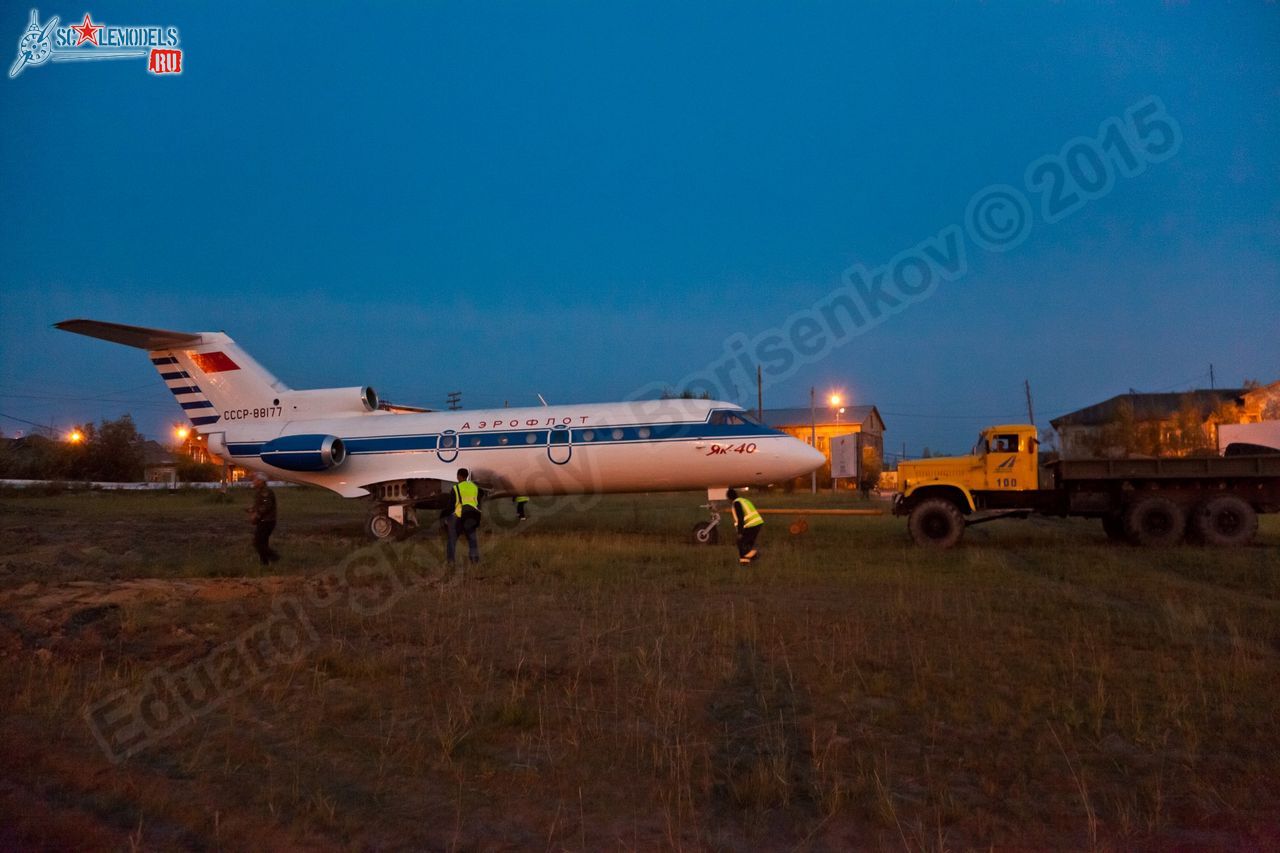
[0, 415, 219, 483]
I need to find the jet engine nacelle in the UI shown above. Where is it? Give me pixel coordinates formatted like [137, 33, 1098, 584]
[260, 434, 347, 472]
[280, 386, 380, 417]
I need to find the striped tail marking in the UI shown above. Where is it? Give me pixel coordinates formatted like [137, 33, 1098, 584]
[150, 352, 229, 427]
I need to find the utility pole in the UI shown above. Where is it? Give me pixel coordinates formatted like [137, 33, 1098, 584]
[446, 391, 462, 411]
[1024, 379, 1035, 426]
[810, 386, 817, 494]
[747, 361, 757, 422]
[1209, 363, 1215, 389]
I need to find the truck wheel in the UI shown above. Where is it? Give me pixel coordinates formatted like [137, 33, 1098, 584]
[691, 521, 719, 545]
[908, 499, 965, 548]
[1191, 495, 1258, 547]
[1124, 496, 1185, 547]
[1101, 514, 1128, 543]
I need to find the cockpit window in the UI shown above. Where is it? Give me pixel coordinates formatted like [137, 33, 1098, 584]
[709, 409, 756, 426]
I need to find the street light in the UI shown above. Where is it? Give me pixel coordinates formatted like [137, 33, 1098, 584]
[66, 429, 84, 444]
[810, 387, 817, 494]
[831, 395, 847, 494]
[174, 425, 190, 443]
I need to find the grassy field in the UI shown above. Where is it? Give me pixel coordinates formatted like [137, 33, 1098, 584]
[1, 486, 1278, 851]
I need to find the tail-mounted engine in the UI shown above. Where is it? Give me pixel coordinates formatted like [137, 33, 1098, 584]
[260, 434, 346, 472]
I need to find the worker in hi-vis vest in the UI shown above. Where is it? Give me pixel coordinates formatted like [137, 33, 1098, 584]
[727, 488, 764, 565]
[513, 495, 530, 521]
[447, 468, 482, 564]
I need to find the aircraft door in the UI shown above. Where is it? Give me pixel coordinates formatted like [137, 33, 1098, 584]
[985, 432, 1021, 490]
[547, 425, 572, 465]
[437, 430, 458, 464]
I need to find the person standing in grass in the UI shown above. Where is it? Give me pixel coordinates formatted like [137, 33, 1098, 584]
[728, 488, 764, 566]
[448, 468, 482, 564]
[248, 472, 280, 566]
[513, 495, 530, 521]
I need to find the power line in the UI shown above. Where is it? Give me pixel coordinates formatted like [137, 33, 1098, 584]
[0, 393, 175, 411]
[879, 410, 1027, 421]
[0, 411, 58, 432]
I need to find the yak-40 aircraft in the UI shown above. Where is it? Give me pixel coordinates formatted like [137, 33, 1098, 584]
[57, 320, 824, 541]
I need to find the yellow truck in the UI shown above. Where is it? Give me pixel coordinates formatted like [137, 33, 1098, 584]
[893, 424, 1280, 548]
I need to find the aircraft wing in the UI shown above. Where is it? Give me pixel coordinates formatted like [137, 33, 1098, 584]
[55, 319, 204, 350]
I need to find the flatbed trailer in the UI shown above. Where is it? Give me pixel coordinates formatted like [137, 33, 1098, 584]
[892, 424, 1280, 548]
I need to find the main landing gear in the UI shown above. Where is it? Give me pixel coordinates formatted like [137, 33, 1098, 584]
[367, 503, 418, 541]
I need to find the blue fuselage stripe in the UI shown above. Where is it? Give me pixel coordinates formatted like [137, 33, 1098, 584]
[226, 421, 782, 459]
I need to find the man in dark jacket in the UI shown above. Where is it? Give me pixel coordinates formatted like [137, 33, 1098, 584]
[248, 473, 280, 565]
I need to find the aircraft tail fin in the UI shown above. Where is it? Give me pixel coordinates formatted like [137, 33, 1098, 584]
[56, 319, 289, 432]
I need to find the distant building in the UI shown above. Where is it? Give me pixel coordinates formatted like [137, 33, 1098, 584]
[141, 440, 178, 484]
[177, 430, 251, 482]
[761, 404, 886, 485]
[1051, 381, 1280, 458]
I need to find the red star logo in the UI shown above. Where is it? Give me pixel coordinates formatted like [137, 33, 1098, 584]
[71, 13, 103, 47]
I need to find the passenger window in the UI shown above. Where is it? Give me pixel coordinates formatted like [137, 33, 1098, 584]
[638, 427, 651, 439]
[611, 428, 624, 440]
[440, 434, 456, 449]
[581, 430, 594, 441]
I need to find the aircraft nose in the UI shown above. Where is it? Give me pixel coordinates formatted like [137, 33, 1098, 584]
[781, 437, 825, 476]
[801, 442, 825, 470]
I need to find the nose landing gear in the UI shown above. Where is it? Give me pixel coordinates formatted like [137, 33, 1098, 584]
[691, 488, 730, 545]
[691, 507, 721, 545]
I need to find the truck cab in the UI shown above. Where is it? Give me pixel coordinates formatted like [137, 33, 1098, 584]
[893, 424, 1040, 546]
[897, 424, 1039, 508]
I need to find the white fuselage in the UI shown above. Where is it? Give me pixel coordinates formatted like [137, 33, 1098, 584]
[207, 399, 823, 498]
[51, 320, 825, 502]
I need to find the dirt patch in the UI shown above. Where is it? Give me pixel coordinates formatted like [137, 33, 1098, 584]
[0, 576, 299, 658]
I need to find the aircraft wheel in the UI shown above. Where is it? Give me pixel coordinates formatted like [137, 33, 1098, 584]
[1190, 495, 1257, 547]
[907, 498, 965, 548]
[367, 513, 403, 542]
[691, 521, 719, 545]
[1124, 496, 1185, 547]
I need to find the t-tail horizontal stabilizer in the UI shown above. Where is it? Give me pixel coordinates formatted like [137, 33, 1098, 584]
[56, 318, 289, 433]
[54, 319, 204, 350]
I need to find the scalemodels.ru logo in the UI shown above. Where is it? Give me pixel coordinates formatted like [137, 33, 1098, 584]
[9, 8, 182, 78]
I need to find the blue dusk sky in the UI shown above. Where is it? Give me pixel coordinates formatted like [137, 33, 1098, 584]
[1, 2, 1277, 457]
